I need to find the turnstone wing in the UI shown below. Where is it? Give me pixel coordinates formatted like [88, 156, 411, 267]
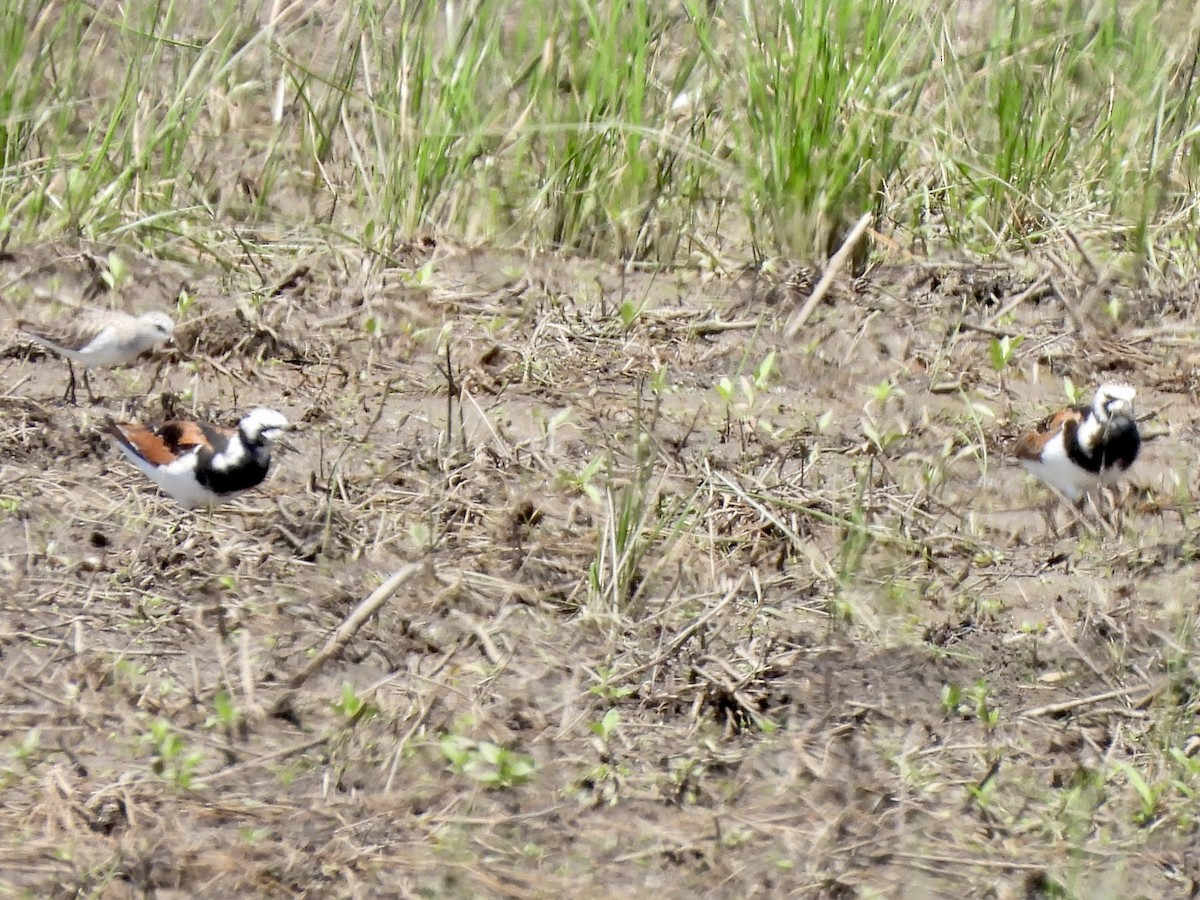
[105, 408, 291, 508]
[1014, 382, 1140, 501]
[18, 309, 174, 403]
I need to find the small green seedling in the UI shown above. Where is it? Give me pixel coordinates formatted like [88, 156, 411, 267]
[557, 455, 606, 504]
[619, 298, 644, 330]
[102, 252, 130, 290]
[331, 683, 378, 722]
[1117, 761, 1163, 826]
[1063, 376, 1083, 406]
[650, 364, 669, 396]
[589, 708, 621, 743]
[204, 691, 241, 733]
[941, 683, 964, 715]
[402, 260, 434, 287]
[968, 680, 1000, 733]
[439, 735, 536, 789]
[752, 350, 778, 391]
[868, 377, 896, 407]
[988, 334, 1023, 372]
[588, 667, 635, 701]
[143, 719, 204, 789]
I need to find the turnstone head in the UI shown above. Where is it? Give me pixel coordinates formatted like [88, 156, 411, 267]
[1013, 382, 1140, 501]
[18, 309, 175, 403]
[105, 407, 291, 509]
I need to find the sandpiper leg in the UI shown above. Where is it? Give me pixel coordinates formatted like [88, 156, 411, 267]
[64, 361, 78, 405]
[81, 368, 97, 403]
[146, 356, 168, 396]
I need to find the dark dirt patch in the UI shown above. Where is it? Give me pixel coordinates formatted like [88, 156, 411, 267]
[2, 243, 1200, 897]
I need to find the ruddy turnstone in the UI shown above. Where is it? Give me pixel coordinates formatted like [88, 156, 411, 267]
[18, 309, 174, 404]
[1014, 382, 1140, 501]
[105, 408, 291, 508]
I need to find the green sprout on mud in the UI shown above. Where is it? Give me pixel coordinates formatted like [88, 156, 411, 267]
[576, 758, 628, 807]
[667, 755, 715, 806]
[588, 477, 651, 614]
[714, 377, 736, 406]
[948, 393, 997, 484]
[589, 708, 621, 744]
[113, 659, 148, 693]
[649, 363, 669, 397]
[860, 416, 905, 454]
[753, 350, 778, 391]
[1166, 749, 1200, 825]
[538, 407, 573, 448]
[867, 377, 898, 408]
[988, 334, 1023, 391]
[585, 431, 690, 618]
[401, 260, 435, 287]
[101, 252, 130, 291]
[1049, 765, 1106, 842]
[557, 454, 606, 504]
[715, 351, 781, 441]
[331, 683, 378, 723]
[8, 728, 41, 769]
[439, 735, 536, 790]
[968, 680, 1001, 738]
[143, 719, 204, 790]
[588, 667, 635, 701]
[967, 761, 1001, 812]
[176, 288, 197, 315]
[940, 683, 963, 715]
[716, 350, 778, 410]
[618, 298, 646, 331]
[1063, 376, 1083, 406]
[482, 314, 511, 338]
[1116, 761, 1164, 826]
[204, 691, 241, 735]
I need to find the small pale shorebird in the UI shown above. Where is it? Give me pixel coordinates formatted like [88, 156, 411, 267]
[1014, 382, 1141, 501]
[105, 408, 291, 509]
[17, 309, 174, 403]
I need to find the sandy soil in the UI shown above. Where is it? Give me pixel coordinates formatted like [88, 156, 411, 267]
[2, 242, 1200, 897]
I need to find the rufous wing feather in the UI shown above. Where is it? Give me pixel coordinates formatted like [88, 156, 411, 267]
[106, 419, 179, 466]
[1013, 406, 1085, 462]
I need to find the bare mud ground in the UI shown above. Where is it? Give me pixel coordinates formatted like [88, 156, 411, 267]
[4, 243, 1200, 897]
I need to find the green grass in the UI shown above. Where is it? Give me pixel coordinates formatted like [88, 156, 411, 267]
[1, 0, 1198, 269]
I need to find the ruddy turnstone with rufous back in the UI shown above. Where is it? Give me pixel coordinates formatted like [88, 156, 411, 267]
[1013, 382, 1140, 501]
[105, 408, 291, 509]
